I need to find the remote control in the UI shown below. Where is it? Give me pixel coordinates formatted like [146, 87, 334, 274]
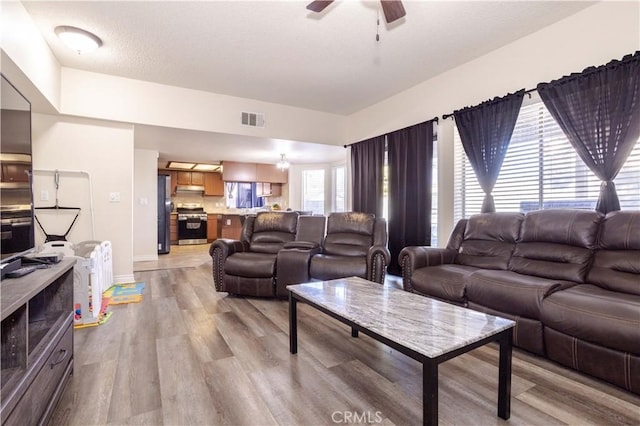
[6, 266, 37, 278]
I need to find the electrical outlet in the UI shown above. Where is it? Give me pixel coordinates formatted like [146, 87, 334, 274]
[109, 192, 121, 203]
[40, 190, 49, 201]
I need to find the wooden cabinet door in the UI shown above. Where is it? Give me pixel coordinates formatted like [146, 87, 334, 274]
[256, 163, 288, 183]
[204, 173, 224, 196]
[190, 172, 204, 185]
[177, 171, 192, 185]
[170, 214, 178, 243]
[207, 216, 218, 241]
[1, 163, 30, 182]
[222, 161, 257, 182]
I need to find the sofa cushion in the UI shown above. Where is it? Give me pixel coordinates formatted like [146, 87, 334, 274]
[466, 269, 574, 319]
[322, 212, 375, 257]
[224, 252, 277, 278]
[510, 242, 593, 283]
[310, 254, 367, 280]
[509, 209, 603, 283]
[518, 209, 602, 248]
[587, 211, 640, 296]
[411, 264, 478, 303]
[541, 284, 640, 354]
[456, 213, 523, 270]
[249, 212, 298, 254]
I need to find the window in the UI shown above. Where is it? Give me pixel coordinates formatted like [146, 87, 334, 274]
[333, 165, 346, 212]
[225, 182, 264, 209]
[454, 100, 640, 221]
[302, 169, 325, 214]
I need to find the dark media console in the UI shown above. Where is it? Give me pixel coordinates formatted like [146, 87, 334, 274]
[0, 259, 75, 425]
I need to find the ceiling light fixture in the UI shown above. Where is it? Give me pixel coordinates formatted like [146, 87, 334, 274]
[277, 154, 290, 171]
[166, 161, 196, 170]
[55, 26, 102, 54]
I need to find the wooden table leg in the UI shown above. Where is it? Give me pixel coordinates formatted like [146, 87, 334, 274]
[289, 293, 297, 354]
[423, 361, 438, 426]
[497, 328, 512, 420]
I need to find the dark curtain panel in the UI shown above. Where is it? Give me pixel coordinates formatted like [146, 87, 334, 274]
[351, 135, 386, 217]
[454, 90, 525, 213]
[537, 51, 640, 213]
[386, 120, 435, 276]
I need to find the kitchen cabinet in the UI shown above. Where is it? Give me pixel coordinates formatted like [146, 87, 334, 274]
[221, 215, 242, 240]
[222, 161, 257, 182]
[256, 182, 281, 197]
[256, 163, 288, 184]
[170, 213, 178, 244]
[207, 214, 221, 241]
[204, 173, 224, 196]
[1, 260, 75, 426]
[1, 163, 30, 183]
[177, 171, 204, 186]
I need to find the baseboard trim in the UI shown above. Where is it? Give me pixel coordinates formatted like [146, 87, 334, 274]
[134, 254, 158, 262]
[113, 274, 136, 285]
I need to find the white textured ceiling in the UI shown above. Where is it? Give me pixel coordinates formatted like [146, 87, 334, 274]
[21, 0, 594, 164]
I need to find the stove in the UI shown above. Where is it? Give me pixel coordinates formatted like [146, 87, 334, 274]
[176, 203, 208, 245]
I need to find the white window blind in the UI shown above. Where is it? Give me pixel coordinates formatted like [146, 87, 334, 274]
[302, 169, 325, 215]
[454, 100, 640, 221]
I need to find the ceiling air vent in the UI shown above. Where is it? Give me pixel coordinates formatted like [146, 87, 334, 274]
[241, 112, 265, 128]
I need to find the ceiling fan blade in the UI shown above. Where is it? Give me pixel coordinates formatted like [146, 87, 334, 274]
[306, 1, 334, 13]
[380, 0, 406, 23]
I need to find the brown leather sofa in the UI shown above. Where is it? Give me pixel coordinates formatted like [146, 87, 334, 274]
[400, 209, 640, 394]
[211, 211, 391, 297]
[309, 212, 390, 284]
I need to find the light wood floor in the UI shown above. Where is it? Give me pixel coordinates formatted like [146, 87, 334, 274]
[50, 245, 640, 425]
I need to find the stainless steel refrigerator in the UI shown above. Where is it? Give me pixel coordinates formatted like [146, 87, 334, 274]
[158, 174, 171, 254]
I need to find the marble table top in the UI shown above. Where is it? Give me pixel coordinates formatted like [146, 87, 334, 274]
[288, 276, 515, 359]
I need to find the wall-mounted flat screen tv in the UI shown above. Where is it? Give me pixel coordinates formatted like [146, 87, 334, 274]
[1, 74, 35, 263]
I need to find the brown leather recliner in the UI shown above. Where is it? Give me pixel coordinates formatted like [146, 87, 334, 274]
[210, 211, 299, 297]
[309, 212, 390, 284]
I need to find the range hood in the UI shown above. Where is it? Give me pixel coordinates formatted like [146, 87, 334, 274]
[176, 185, 205, 193]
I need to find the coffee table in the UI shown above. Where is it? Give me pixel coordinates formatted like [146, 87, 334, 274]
[288, 276, 515, 426]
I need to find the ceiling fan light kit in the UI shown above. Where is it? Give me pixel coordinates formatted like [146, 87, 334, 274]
[306, 0, 406, 23]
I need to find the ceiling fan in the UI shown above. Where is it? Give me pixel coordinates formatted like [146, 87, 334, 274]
[306, 1, 406, 24]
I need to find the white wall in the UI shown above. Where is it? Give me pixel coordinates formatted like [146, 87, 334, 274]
[32, 114, 135, 283]
[134, 149, 159, 262]
[60, 68, 347, 146]
[0, 1, 60, 112]
[346, 1, 640, 245]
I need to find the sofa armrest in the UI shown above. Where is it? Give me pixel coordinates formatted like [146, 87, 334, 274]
[283, 241, 320, 250]
[276, 245, 323, 297]
[367, 245, 391, 284]
[399, 246, 457, 292]
[209, 239, 248, 291]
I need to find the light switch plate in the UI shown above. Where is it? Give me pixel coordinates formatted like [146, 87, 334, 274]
[109, 192, 121, 202]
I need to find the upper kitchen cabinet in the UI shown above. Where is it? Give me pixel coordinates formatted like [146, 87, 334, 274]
[204, 172, 224, 196]
[222, 161, 257, 182]
[177, 171, 204, 186]
[256, 163, 288, 184]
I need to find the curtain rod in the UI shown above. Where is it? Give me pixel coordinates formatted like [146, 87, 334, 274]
[343, 116, 439, 148]
[441, 87, 537, 120]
